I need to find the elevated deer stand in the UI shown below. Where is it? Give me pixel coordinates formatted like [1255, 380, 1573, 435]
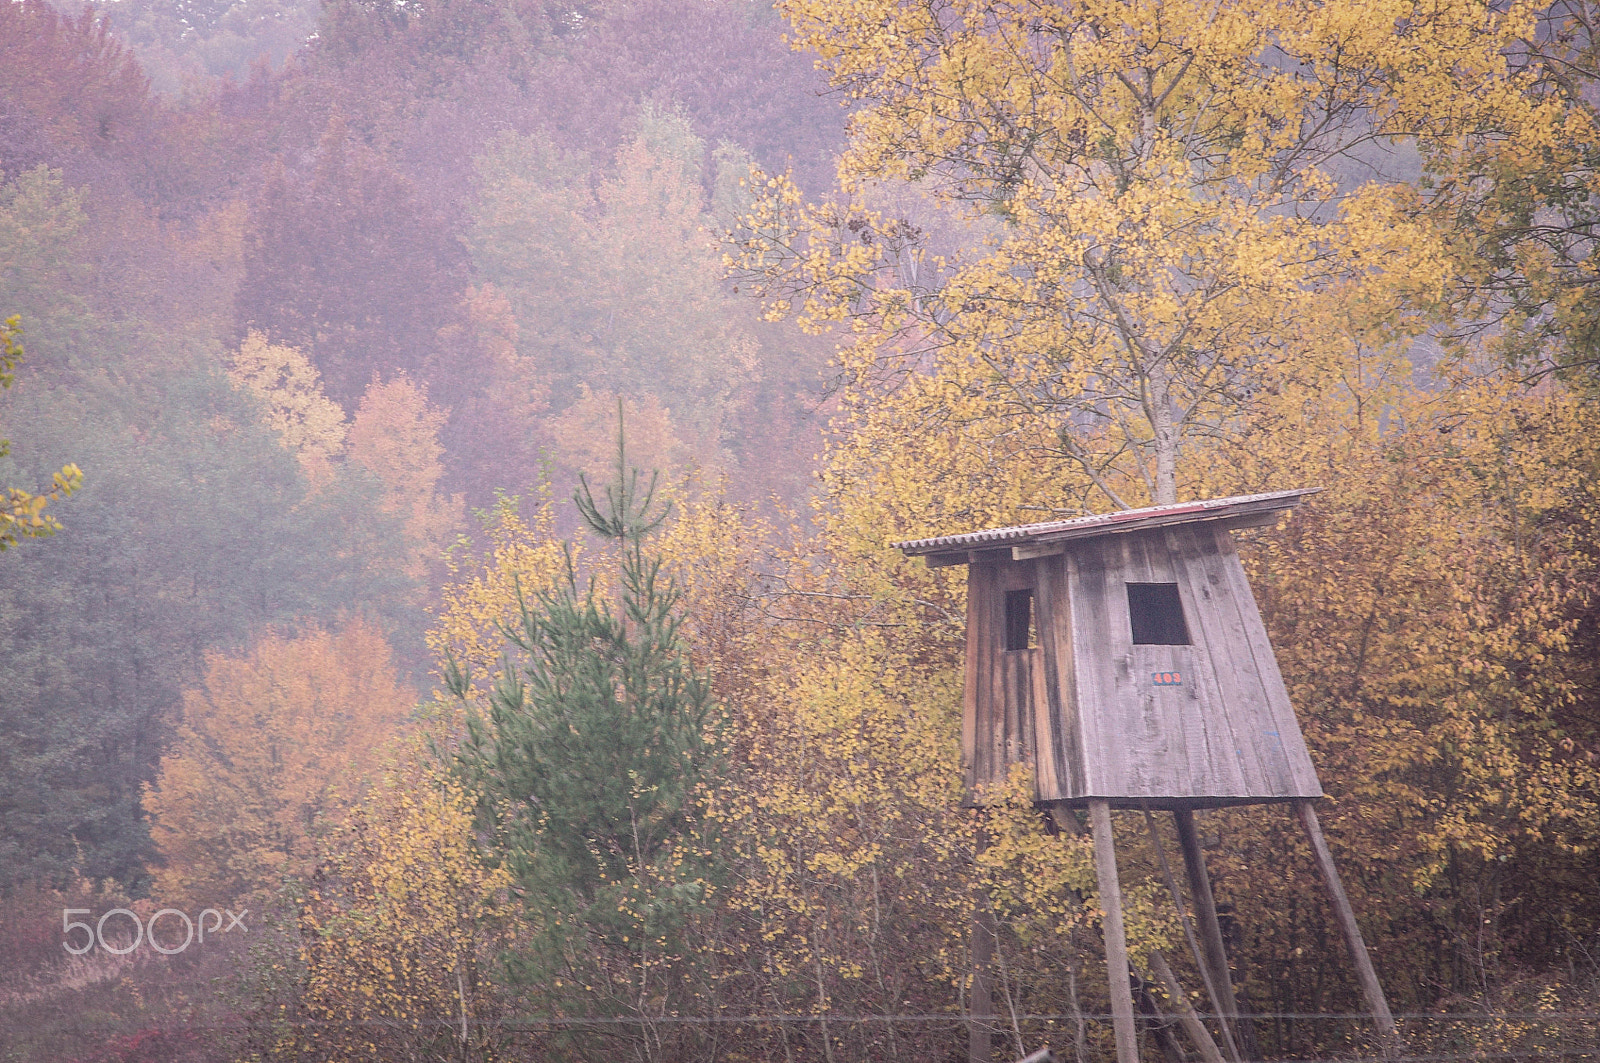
[896, 490, 1399, 1063]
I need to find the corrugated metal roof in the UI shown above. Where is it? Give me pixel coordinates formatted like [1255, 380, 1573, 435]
[893, 488, 1318, 559]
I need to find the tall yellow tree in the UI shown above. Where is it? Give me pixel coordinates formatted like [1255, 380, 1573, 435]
[735, 0, 1554, 508]
[723, 0, 1600, 1030]
[146, 619, 415, 907]
[229, 330, 348, 487]
[348, 374, 465, 584]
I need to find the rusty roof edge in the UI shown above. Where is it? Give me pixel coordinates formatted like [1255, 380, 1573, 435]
[892, 487, 1321, 557]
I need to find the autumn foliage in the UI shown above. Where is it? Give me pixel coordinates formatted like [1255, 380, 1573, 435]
[145, 620, 414, 909]
[269, 765, 512, 1063]
[4, 0, 1600, 1060]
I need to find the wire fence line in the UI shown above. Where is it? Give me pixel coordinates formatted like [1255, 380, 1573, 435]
[208, 1011, 1600, 1023]
[170, 1010, 1600, 1061]
[168, 1011, 1600, 1036]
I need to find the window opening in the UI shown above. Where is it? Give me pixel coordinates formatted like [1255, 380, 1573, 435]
[1004, 589, 1035, 650]
[1127, 583, 1190, 645]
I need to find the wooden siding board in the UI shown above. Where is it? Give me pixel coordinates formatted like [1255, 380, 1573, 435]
[998, 562, 1036, 795]
[1101, 537, 1139, 797]
[1125, 662, 1168, 796]
[1123, 533, 1152, 581]
[1068, 544, 1115, 797]
[968, 560, 1057, 801]
[1174, 643, 1220, 793]
[1172, 599, 1254, 798]
[964, 564, 994, 798]
[1000, 652, 1027, 776]
[1004, 649, 1041, 776]
[1028, 646, 1050, 800]
[1018, 651, 1031, 767]
[1170, 526, 1277, 794]
[1125, 530, 1178, 583]
[1032, 558, 1061, 800]
[1119, 533, 1187, 797]
[1170, 526, 1297, 796]
[1088, 537, 1163, 797]
[1150, 528, 1251, 798]
[987, 609, 1005, 791]
[1136, 533, 1193, 796]
[1214, 529, 1323, 797]
[1138, 534, 1215, 793]
[1035, 554, 1082, 801]
[963, 565, 980, 797]
[1131, 642, 1209, 795]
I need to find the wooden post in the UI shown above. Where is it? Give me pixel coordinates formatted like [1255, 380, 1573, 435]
[971, 896, 996, 1063]
[1148, 949, 1227, 1063]
[1294, 800, 1400, 1062]
[971, 822, 995, 1063]
[1174, 809, 1256, 1061]
[1091, 799, 1140, 1063]
[1132, 971, 1189, 1063]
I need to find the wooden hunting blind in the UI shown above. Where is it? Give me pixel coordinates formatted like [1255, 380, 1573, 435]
[895, 489, 1401, 1063]
[894, 488, 1324, 810]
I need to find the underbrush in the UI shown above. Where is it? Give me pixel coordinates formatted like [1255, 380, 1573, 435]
[0, 881, 253, 1063]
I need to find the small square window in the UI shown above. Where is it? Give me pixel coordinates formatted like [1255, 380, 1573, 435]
[1127, 583, 1190, 645]
[1004, 589, 1035, 650]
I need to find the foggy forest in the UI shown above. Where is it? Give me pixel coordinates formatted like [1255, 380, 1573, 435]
[0, 0, 1597, 1059]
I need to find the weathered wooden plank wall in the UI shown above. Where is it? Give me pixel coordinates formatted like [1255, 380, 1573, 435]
[966, 526, 1321, 807]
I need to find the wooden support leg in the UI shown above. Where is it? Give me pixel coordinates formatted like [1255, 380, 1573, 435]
[1091, 799, 1140, 1063]
[1174, 809, 1257, 1062]
[1294, 800, 1400, 1062]
[1132, 969, 1190, 1063]
[971, 896, 996, 1063]
[1149, 949, 1226, 1063]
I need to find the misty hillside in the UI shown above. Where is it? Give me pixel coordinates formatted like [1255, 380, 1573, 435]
[0, 0, 844, 890]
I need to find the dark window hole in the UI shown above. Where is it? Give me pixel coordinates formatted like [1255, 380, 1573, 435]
[1128, 582, 1190, 645]
[1004, 589, 1035, 650]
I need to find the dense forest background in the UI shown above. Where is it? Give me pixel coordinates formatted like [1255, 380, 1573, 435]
[0, 0, 1596, 1060]
[0, 0, 842, 894]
